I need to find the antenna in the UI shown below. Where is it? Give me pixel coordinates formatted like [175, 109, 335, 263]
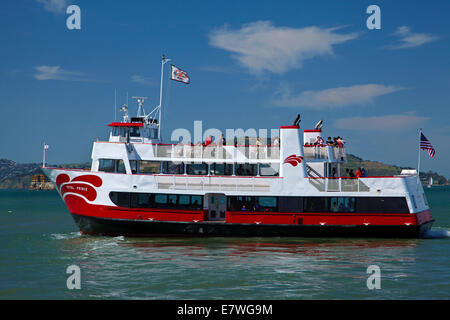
[315, 119, 323, 130]
[120, 104, 129, 122]
[114, 89, 117, 121]
[132, 96, 148, 117]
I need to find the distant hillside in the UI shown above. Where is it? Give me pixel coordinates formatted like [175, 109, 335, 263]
[343, 154, 449, 185]
[0, 159, 90, 189]
[0, 159, 43, 189]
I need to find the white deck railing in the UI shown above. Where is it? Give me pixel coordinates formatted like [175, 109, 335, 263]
[303, 145, 346, 162]
[308, 177, 370, 192]
[154, 175, 278, 192]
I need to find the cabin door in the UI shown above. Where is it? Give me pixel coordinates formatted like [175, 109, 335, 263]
[206, 193, 226, 221]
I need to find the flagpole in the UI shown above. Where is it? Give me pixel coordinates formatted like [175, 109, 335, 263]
[43, 142, 46, 168]
[158, 55, 171, 140]
[158, 57, 164, 140]
[417, 128, 422, 185]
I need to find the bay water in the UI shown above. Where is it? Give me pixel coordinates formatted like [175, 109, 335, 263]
[0, 187, 449, 299]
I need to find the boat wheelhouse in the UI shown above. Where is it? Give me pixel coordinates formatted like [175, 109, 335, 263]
[42, 58, 434, 238]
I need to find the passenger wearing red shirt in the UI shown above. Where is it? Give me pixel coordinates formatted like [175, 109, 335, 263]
[355, 167, 363, 178]
[205, 136, 213, 146]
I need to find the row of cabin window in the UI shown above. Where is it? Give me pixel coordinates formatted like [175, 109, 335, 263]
[111, 127, 159, 139]
[109, 192, 203, 210]
[111, 126, 141, 137]
[228, 196, 410, 213]
[98, 159, 279, 176]
[108, 192, 410, 213]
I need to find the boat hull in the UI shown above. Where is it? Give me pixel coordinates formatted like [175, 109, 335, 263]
[72, 213, 434, 238]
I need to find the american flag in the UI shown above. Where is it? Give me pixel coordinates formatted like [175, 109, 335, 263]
[420, 132, 435, 158]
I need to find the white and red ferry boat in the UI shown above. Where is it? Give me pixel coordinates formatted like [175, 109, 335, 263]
[42, 58, 434, 238]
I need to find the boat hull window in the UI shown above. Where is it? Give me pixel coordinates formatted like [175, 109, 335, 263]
[111, 127, 120, 136]
[235, 163, 257, 176]
[98, 159, 126, 173]
[140, 161, 161, 174]
[98, 159, 116, 172]
[110, 192, 203, 210]
[209, 163, 233, 176]
[186, 163, 208, 175]
[259, 163, 280, 176]
[330, 197, 355, 213]
[162, 161, 185, 174]
[227, 196, 409, 214]
[119, 128, 128, 138]
[256, 196, 278, 212]
[129, 127, 141, 137]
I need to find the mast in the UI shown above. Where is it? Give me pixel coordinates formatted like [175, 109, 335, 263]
[158, 54, 171, 140]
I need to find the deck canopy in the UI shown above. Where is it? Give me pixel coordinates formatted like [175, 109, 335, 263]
[107, 122, 143, 127]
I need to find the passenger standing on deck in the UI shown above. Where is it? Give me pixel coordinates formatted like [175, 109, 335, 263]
[349, 169, 355, 178]
[315, 136, 324, 145]
[205, 135, 213, 146]
[256, 137, 262, 147]
[333, 137, 338, 147]
[256, 137, 262, 158]
[272, 136, 280, 147]
[331, 167, 337, 177]
[326, 137, 333, 145]
[361, 167, 368, 177]
[345, 168, 350, 178]
[355, 167, 363, 178]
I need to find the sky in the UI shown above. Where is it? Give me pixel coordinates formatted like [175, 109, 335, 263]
[1, 0, 449, 177]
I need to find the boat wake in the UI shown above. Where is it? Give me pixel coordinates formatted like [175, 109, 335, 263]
[48, 232, 82, 240]
[423, 228, 450, 239]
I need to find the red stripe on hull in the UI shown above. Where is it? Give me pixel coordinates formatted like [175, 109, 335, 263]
[226, 211, 424, 226]
[64, 194, 432, 227]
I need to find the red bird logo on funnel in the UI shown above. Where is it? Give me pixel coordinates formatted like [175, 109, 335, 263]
[283, 155, 303, 167]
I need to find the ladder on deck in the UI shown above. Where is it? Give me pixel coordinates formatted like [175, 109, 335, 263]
[306, 164, 325, 191]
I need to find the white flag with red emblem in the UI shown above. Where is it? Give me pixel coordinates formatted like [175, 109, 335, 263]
[170, 65, 190, 84]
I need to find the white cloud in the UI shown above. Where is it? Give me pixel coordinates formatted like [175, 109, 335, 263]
[273, 84, 401, 109]
[34, 65, 87, 81]
[389, 26, 438, 49]
[131, 75, 154, 86]
[36, 0, 70, 14]
[199, 65, 232, 73]
[334, 114, 429, 131]
[209, 21, 358, 74]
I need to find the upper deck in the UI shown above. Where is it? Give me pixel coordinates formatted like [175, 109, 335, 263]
[93, 140, 346, 164]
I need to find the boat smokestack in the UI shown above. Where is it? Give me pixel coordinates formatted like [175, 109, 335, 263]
[279, 124, 307, 192]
